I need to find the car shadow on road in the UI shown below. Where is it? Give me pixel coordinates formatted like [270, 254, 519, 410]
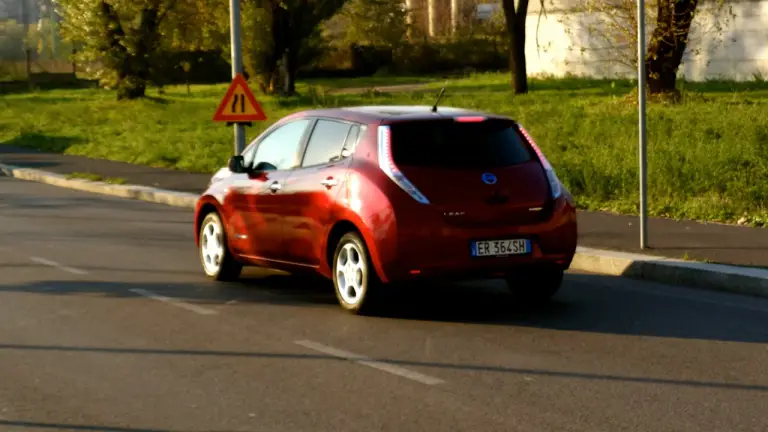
[2, 270, 768, 344]
[0, 420, 194, 432]
[0, 420, 240, 432]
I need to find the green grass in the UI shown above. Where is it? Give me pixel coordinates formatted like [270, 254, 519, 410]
[66, 171, 128, 185]
[2, 72, 768, 226]
[302, 75, 437, 90]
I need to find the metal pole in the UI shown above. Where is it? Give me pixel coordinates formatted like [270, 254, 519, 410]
[229, 0, 246, 156]
[50, 0, 57, 57]
[451, 0, 458, 34]
[428, 0, 435, 37]
[21, 0, 32, 87]
[637, 0, 648, 249]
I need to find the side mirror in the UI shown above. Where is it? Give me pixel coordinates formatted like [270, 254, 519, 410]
[228, 155, 245, 173]
[252, 161, 278, 172]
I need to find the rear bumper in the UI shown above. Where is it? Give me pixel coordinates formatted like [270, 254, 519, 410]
[373, 196, 578, 283]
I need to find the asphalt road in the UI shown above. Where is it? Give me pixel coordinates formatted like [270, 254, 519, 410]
[1, 175, 767, 432]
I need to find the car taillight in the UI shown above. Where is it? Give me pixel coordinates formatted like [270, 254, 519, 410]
[518, 124, 562, 199]
[377, 125, 430, 204]
[454, 116, 487, 123]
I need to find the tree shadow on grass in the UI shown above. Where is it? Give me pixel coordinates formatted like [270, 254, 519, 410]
[144, 95, 170, 105]
[0, 78, 98, 97]
[1, 133, 83, 154]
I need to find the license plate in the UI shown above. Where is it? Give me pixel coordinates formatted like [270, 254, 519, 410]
[471, 239, 531, 257]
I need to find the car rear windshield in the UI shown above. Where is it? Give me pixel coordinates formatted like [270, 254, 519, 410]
[389, 119, 534, 169]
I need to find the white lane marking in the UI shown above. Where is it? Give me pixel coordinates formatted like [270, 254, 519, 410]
[29, 257, 88, 275]
[129, 288, 218, 316]
[294, 340, 445, 385]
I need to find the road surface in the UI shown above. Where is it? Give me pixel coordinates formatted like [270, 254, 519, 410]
[1, 175, 767, 432]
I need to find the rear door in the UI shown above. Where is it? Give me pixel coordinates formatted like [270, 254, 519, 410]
[388, 117, 552, 227]
[281, 119, 361, 267]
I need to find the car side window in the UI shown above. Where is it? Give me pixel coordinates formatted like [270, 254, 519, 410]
[252, 119, 311, 171]
[343, 125, 361, 153]
[301, 119, 353, 168]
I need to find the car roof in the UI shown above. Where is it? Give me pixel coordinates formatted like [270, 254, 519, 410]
[282, 105, 512, 125]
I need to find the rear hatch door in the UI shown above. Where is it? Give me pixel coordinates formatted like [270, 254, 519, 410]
[389, 117, 552, 227]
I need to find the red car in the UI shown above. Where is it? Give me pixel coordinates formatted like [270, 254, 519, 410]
[194, 105, 577, 314]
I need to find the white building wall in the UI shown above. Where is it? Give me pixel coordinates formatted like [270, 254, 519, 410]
[509, 0, 768, 81]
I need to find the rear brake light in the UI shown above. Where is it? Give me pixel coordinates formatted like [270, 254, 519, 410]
[454, 116, 487, 123]
[518, 124, 562, 199]
[377, 125, 430, 204]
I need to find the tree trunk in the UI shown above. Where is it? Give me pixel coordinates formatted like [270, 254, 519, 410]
[100, 2, 162, 100]
[282, 49, 297, 96]
[509, 25, 528, 94]
[645, 0, 699, 95]
[118, 7, 160, 100]
[259, 4, 289, 95]
[117, 77, 146, 100]
[502, 0, 530, 95]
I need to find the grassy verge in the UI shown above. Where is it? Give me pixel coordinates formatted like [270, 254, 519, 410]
[2, 72, 768, 226]
[302, 75, 438, 90]
[66, 172, 128, 185]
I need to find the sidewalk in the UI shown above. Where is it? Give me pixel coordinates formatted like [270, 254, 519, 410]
[3, 145, 768, 269]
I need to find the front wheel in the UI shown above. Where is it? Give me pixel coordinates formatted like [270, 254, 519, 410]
[332, 232, 379, 315]
[505, 268, 564, 305]
[199, 212, 243, 281]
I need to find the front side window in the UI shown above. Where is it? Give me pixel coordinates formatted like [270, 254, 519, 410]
[242, 142, 258, 168]
[252, 119, 312, 171]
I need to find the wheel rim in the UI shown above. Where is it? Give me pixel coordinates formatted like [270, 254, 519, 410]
[201, 218, 224, 275]
[336, 243, 366, 305]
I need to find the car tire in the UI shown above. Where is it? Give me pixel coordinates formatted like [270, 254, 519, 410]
[505, 268, 564, 305]
[199, 211, 243, 282]
[332, 232, 379, 315]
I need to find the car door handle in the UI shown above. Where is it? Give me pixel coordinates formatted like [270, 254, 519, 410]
[269, 181, 282, 192]
[320, 177, 338, 188]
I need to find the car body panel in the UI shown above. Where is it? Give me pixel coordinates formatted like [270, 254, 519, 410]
[194, 105, 578, 284]
[236, 170, 295, 263]
[281, 159, 351, 270]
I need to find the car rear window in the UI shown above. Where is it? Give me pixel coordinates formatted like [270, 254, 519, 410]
[389, 119, 534, 169]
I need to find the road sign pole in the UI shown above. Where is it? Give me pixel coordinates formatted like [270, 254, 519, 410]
[229, 0, 246, 156]
[637, 0, 648, 249]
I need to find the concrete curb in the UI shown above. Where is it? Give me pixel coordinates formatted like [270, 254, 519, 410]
[0, 162, 198, 209]
[4, 160, 768, 299]
[572, 247, 768, 299]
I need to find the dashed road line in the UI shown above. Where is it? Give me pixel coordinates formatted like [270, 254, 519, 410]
[129, 288, 218, 316]
[294, 339, 446, 385]
[29, 257, 88, 275]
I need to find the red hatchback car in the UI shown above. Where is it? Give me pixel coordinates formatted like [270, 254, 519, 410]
[194, 105, 577, 314]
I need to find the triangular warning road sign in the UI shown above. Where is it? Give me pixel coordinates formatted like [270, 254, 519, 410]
[213, 74, 267, 123]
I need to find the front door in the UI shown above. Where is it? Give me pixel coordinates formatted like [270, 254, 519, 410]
[240, 118, 313, 264]
[282, 119, 362, 268]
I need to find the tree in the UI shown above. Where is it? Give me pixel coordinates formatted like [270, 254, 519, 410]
[645, 0, 698, 96]
[243, 0, 348, 96]
[58, 0, 215, 100]
[328, 0, 410, 47]
[500, 0, 533, 94]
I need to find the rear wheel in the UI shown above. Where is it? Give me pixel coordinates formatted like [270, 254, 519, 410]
[505, 268, 563, 305]
[199, 212, 242, 281]
[332, 232, 379, 314]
